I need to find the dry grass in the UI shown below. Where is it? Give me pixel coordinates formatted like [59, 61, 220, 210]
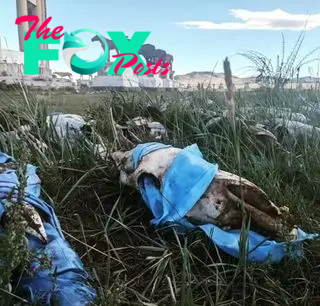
[0, 84, 320, 305]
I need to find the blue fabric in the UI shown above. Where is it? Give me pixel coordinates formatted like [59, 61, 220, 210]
[0, 153, 96, 305]
[132, 142, 319, 263]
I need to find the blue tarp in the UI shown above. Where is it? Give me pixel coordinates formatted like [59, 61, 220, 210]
[132, 142, 319, 263]
[0, 153, 96, 305]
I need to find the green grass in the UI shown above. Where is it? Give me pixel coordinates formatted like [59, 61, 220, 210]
[0, 85, 320, 305]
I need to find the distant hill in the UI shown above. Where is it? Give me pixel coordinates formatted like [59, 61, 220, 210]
[174, 71, 256, 88]
[295, 76, 320, 83]
[174, 71, 320, 89]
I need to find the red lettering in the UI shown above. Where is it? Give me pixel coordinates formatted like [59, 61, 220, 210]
[15, 15, 39, 41]
[152, 59, 164, 75]
[143, 62, 153, 75]
[111, 54, 169, 75]
[134, 62, 144, 74]
[113, 57, 125, 74]
[37, 17, 54, 39]
[51, 26, 64, 39]
[161, 63, 172, 75]
[112, 53, 138, 74]
[15, 15, 64, 41]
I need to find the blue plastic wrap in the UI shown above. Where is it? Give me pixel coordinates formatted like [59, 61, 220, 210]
[132, 142, 319, 263]
[0, 153, 96, 305]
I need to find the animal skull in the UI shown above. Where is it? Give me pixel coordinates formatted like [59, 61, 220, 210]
[115, 117, 168, 148]
[1, 202, 48, 244]
[112, 146, 296, 240]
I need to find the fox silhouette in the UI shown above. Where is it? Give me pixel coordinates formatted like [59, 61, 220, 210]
[62, 31, 109, 75]
[62, 32, 89, 71]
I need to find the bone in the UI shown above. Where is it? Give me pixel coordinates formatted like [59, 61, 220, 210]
[112, 146, 295, 239]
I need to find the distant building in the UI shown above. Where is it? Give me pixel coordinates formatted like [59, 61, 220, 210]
[0, 0, 50, 77]
[0, 48, 24, 76]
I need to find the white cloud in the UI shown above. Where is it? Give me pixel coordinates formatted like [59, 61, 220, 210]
[176, 9, 320, 31]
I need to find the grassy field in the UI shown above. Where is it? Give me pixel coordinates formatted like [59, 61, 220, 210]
[0, 85, 320, 305]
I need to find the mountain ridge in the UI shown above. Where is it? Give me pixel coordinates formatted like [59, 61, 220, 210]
[174, 71, 320, 87]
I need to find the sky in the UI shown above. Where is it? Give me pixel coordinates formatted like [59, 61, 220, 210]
[1, 0, 320, 78]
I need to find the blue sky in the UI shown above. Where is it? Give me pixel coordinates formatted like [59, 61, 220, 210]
[1, 0, 320, 77]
